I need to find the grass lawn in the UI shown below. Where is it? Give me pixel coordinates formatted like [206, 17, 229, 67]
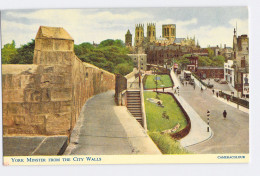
[144, 91, 187, 133]
[148, 132, 190, 154]
[144, 74, 173, 89]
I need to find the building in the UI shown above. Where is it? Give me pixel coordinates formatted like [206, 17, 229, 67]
[134, 24, 144, 46]
[220, 44, 233, 60]
[224, 60, 235, 87]
[127, 54, 147, 71]
[162, 24, 176, 43]
[125, 29, 132, 47]
[147, 23, 156, 43]
[232, 28, 249, 94]
[180, 36, 196, 47]
[186, 55, 199, 72]
[196, 67, 224, 79]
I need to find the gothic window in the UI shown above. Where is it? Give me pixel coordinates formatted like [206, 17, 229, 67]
[153, 31, 155, 36]
[149, 31, 151, 37]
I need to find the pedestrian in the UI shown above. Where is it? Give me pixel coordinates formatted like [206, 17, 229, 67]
[216, 92, 219, 97]
[201, 87, 203, 92]
[212, 89, 215, 94]
[193, 84, 195, 90]
[186, 81, 187, 86]
[163, 87, 165, 92]
[223, 110, 227, 119]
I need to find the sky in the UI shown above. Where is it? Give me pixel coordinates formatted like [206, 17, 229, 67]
[1, 7, 248, 48]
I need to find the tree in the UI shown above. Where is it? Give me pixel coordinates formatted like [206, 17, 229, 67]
[198, 56, 212, 66]
[114, 63, 133, 75]
[212, 55, 225, 67]
[74, 39, 133, 75]
[175, 54, 191, 69]
[1, 40, 17, 64]
[207, 48, 214, 59]
[10, 40, 35, 64]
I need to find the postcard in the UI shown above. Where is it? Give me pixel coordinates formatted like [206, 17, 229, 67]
[1, 7, 249, 165]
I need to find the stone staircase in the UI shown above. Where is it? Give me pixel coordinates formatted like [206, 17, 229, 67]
[126, 91, 143, 126]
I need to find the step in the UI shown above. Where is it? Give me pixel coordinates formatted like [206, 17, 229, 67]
[127, 107, 142, 110]
[131, 113, 142, 116]
[127, 98, 141, 101]
[127, 104, 141, 107]
[130, 111, 142, 113]
[127, 95, 140, 97]
[135, 117, 142, 120]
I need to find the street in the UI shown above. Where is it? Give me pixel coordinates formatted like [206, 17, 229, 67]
[178, 75, 249, 154]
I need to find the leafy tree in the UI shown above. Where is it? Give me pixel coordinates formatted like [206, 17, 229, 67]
[1, 40, 17, 64]
[74, 39, 133, 75]
[10, 40, 35, 64]
[207, 48, 214, 59]
[198, 56, 212, 66]
[114, 63, 133, 75]
[175, 54, 192, 69]
[212, 55, 225, 67]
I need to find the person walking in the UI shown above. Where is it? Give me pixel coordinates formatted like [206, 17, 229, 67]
[201, 86, 203, 92]
[185, 81, 187, 86]
[212, 89, 215, 94]
[223, 110, 227, 119]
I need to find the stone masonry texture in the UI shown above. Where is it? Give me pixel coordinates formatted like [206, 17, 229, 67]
[2, 26, 115, 136]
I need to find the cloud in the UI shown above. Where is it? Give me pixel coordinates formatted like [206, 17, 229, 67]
[1, 9, 248, 48]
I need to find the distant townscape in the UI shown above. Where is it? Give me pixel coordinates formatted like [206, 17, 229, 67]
[124, 23, 249, 97]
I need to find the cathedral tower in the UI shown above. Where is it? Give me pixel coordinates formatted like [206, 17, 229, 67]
[134, 24, 144, 46]
[125, 29, 132, 47]
[162, 24, 176, 43]
[147, 23, 156, 43]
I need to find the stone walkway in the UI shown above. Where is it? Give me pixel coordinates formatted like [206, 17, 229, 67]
[64, 90, 161, 155]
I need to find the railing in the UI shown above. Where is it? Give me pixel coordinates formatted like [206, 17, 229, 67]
[219, 91, 249, 109]
[140, 75, 147, 131]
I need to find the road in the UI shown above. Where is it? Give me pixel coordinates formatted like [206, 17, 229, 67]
[178, 75, 249, 154]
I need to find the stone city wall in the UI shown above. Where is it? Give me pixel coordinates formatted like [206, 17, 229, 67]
[2, 26, 115, 136]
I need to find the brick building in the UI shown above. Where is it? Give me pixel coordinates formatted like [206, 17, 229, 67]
[186, 56, 199, 72]
[196, 67, 224, 79]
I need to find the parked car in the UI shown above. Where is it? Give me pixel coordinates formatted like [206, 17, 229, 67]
[207, 83, 214, 88]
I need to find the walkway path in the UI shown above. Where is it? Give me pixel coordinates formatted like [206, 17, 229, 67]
[64, 90, 161, 155]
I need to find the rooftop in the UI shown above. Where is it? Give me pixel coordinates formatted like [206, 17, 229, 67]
[36, 26, 73, 40]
